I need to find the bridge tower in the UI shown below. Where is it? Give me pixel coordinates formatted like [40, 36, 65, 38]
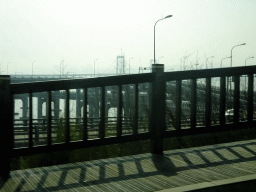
[116, 55, 125, 75]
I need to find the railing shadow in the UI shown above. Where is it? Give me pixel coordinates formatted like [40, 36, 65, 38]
[1, 139, 256, 191]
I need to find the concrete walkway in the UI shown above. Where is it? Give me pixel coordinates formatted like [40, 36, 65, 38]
[1, 139, 256, 191]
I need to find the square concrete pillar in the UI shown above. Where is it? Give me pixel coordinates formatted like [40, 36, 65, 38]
[0, 75, 13, 180]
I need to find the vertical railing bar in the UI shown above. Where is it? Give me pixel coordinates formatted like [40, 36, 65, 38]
[46, 91, 52, 146]
[12, 95, 15, 149]
[219, 77, 226, 125]
[76, 89, 81, 122]
[83, 88, 88, 141]
[133, 83, 138, 135]
[148, 82, 153, 133]
[176, 80, 181, 130]
[163, 82, 167, 131]
[65, 89, 70, 144]
[190, 79, 197, 129]
[117, 85, 122, 137]
[248, 74, 253, 124]
[205, 78, 211, 128]
[28, 92, 33, 148]
[99, 86, 105, 139]
[233, 75, 240, 124]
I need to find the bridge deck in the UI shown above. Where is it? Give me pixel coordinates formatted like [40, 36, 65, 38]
[1, 139, 256, 192]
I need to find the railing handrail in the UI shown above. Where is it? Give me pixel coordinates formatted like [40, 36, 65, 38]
[11, 73, 155, 94]
[164, 65, 256, 81]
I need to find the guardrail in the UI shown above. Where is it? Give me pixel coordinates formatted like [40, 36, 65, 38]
[1, 64, 256, 180]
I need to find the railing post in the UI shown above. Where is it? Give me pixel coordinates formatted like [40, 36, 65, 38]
[0, 75, 13, 180]
[247, 74, 253, 126]
[151, 64, 165, 155]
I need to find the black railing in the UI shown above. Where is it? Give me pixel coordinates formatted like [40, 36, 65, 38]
[1, 64, 256, 180]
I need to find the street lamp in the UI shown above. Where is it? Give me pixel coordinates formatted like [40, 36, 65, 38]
[230, 43, 246, 67]
[60, 60, 64, 77]
[158, 56, 164, 63]
[32, 61, 36, 78]
[94, 59, 97, 77]
[154, 15, 172, 64]
[192, 63, 199, 70]
[206, 56, 214, 69]
[129, 57, 133, 74]
[245, 57, 254, 66]
[139, 67, 150, 73]
[220, 56, 231, 68]
[228, 43, 245, 108]
[244, 57, 254, 91]
[7, 62, 11, 75]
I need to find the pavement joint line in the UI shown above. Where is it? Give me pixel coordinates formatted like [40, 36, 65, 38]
[156, 173, 256, 192]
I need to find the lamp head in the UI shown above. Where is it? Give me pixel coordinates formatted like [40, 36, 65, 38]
[241, 43, 246, 45]
[165, 15, 172, 18]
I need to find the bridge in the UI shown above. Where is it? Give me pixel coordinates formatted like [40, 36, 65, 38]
[1, 64, 256, 191]
[10, 73, 117, 84]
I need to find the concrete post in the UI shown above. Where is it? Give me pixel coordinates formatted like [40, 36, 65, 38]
[151, 64, 165, 155]
[0, 75, 13, 180]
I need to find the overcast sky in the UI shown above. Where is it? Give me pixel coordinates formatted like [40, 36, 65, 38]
[1, 0, 256, 75]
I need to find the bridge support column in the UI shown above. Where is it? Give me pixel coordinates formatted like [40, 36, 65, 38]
[38, 95, 43, 120]
[88, 104, 95, 128]
[151, 64, 165, 155]
[53, 91, 60, 119]
[123, 104, 131, 127]
[88, 104, 93, 117]
[0, 76, 13, 180]
[21, 95, 28, 125]
[76, 89, 82, 122]
[94, 101, 100, 124]
[54, 99, 60, 119]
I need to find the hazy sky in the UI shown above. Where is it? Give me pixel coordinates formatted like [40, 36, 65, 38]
[1, 0, 256, 75]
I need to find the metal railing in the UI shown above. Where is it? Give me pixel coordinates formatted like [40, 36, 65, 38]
[10, 72, 154, 157]
[1, 64, 256, 179]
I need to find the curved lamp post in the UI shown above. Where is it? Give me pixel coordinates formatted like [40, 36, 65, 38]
[230, 43, 246, 67]
[206, 56, 214, 69]
[244, 57, 254, 90]
[245, 57, 254, 66]
[94, 59, 98, 77]
[228, 43, 245, 106]
[220, 56, 231, 68]
[32, 61, 36, 78]
[154, 15, 172, 64]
